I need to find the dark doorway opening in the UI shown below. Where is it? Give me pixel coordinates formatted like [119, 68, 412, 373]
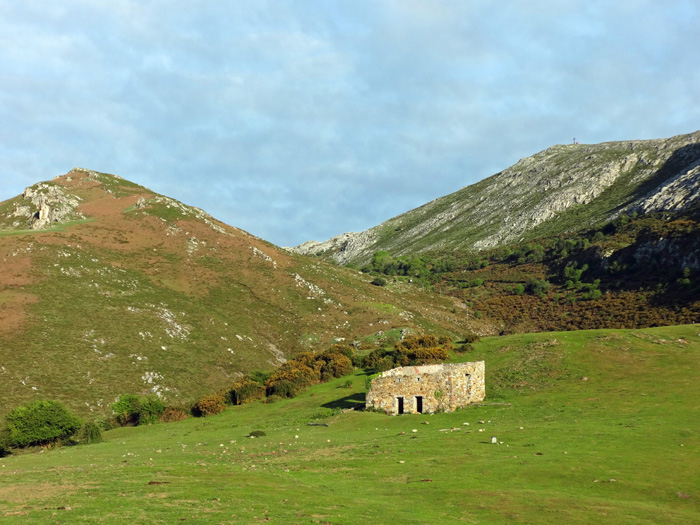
[416, 396, 423, 414]
[397, 397, 404, 415]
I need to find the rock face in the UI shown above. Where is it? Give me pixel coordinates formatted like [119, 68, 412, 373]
[290, 130, 700, 265]
[366, 361, 485, 415]
[15, 181, 83, 229]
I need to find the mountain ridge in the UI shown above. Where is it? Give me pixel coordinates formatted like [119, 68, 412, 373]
[290, 130, 700, 265]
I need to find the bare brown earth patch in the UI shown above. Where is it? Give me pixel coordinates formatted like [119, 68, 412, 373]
[0, 239, 40, 334]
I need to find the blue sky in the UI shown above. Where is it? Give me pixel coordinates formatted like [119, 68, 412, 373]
[1, 1, 699, 246]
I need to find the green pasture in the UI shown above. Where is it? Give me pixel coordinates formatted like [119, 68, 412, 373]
[1, 325, 699, 523]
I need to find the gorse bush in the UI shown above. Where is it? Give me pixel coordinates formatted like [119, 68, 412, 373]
[4, 400, 82, 448]
[264, 347, 356, 399]
[193, 395, 226, 417]
[362, 334, 452, 371]
[229, 379, 266, 405]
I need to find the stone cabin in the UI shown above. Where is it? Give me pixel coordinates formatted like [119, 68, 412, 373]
[365, 361, 485, 415]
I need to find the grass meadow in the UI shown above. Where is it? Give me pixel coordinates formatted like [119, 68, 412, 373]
[1, 325, 699, 523]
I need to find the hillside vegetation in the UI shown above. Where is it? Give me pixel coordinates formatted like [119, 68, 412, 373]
[0, 168, 469, 420]
[0, 325, 698, 523]
[358, 206, 700, 334]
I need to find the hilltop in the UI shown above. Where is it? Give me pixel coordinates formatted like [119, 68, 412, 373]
[0, 168, 468, 419]
[291, 130, 700, 266]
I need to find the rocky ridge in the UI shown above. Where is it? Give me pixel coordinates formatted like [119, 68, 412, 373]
[290, 130, 700, 265]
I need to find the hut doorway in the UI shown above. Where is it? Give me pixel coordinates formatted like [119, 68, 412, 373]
[416, 396, 423, 413]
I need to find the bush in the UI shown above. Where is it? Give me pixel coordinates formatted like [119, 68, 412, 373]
[0, 431, 10, 457]
[79, 421, 102, 444]
[111, 394, 141, 426]
[4, 400, 82, 448]
[265, 363, 321, 398]
[230, 379, 266, 405]
[371, 276, 387, 286]
[525, 278, 551, 297]
[317, 351, 354, 381]
[138, 396, 166, 425]
[462, 332, 481, 344]
[193, 395, 226, 417]
[454, 343, 474, 355]
[159, 408, 189, 423]
[111, 394, 165, 426]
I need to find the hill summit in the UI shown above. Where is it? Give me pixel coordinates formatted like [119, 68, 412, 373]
[291, 131, 700, 265]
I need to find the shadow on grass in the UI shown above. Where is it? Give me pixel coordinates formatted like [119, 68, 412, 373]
[322, 392, 366, 411]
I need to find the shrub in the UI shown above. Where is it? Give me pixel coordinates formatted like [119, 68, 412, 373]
[371, 276, 387, 286]
[79, 421, 102, 444]
[409, 346, 449, 364]
[525, 278, 551, 297]
[138, 396, 166, 425]
[159, 407, 189, 423]
[455, 343, 474, 355]
[4, 400, 82, 448]
[265, 363, 321, 398]
[0, 431, 10, 457]
[110, 394, 165, 426]
[193, 395, 226, 417]
[230, 379, 266, 405]
[111, 394, 141, 426]
[462, 332, 481, 344]
[317, 352, 354, 381]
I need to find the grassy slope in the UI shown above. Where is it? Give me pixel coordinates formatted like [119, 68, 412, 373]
[1, 325, 698, 523]
[0, 170, 468, 420]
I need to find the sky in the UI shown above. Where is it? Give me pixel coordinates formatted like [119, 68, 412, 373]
[1, 1, 699, 247]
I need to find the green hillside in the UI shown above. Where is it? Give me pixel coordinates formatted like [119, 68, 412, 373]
[1, 325, 698, 523]
[0, 169, 469, 420]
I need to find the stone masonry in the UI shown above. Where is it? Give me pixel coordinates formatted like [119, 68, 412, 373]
[366, 361, 485, 415]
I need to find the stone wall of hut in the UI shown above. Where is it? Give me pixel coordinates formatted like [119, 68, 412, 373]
[365, 361, 485, 415]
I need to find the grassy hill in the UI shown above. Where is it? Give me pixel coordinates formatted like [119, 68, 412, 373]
[0, 168, 469, 420]
[1, 325, 698, 523]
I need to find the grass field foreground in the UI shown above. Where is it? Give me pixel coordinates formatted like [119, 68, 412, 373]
[1, 325, 699, 523]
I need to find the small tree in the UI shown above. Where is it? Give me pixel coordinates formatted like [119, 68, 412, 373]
[4, 400, 82, 448]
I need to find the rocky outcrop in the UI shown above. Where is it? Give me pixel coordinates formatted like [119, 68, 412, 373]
[290, 130, 700, 265]
[13, 182, 83, 229]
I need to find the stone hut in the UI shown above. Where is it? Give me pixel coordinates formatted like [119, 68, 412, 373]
[365, 361, 485, 415]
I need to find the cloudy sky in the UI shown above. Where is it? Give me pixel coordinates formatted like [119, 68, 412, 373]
[1, 1, 699, 246]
